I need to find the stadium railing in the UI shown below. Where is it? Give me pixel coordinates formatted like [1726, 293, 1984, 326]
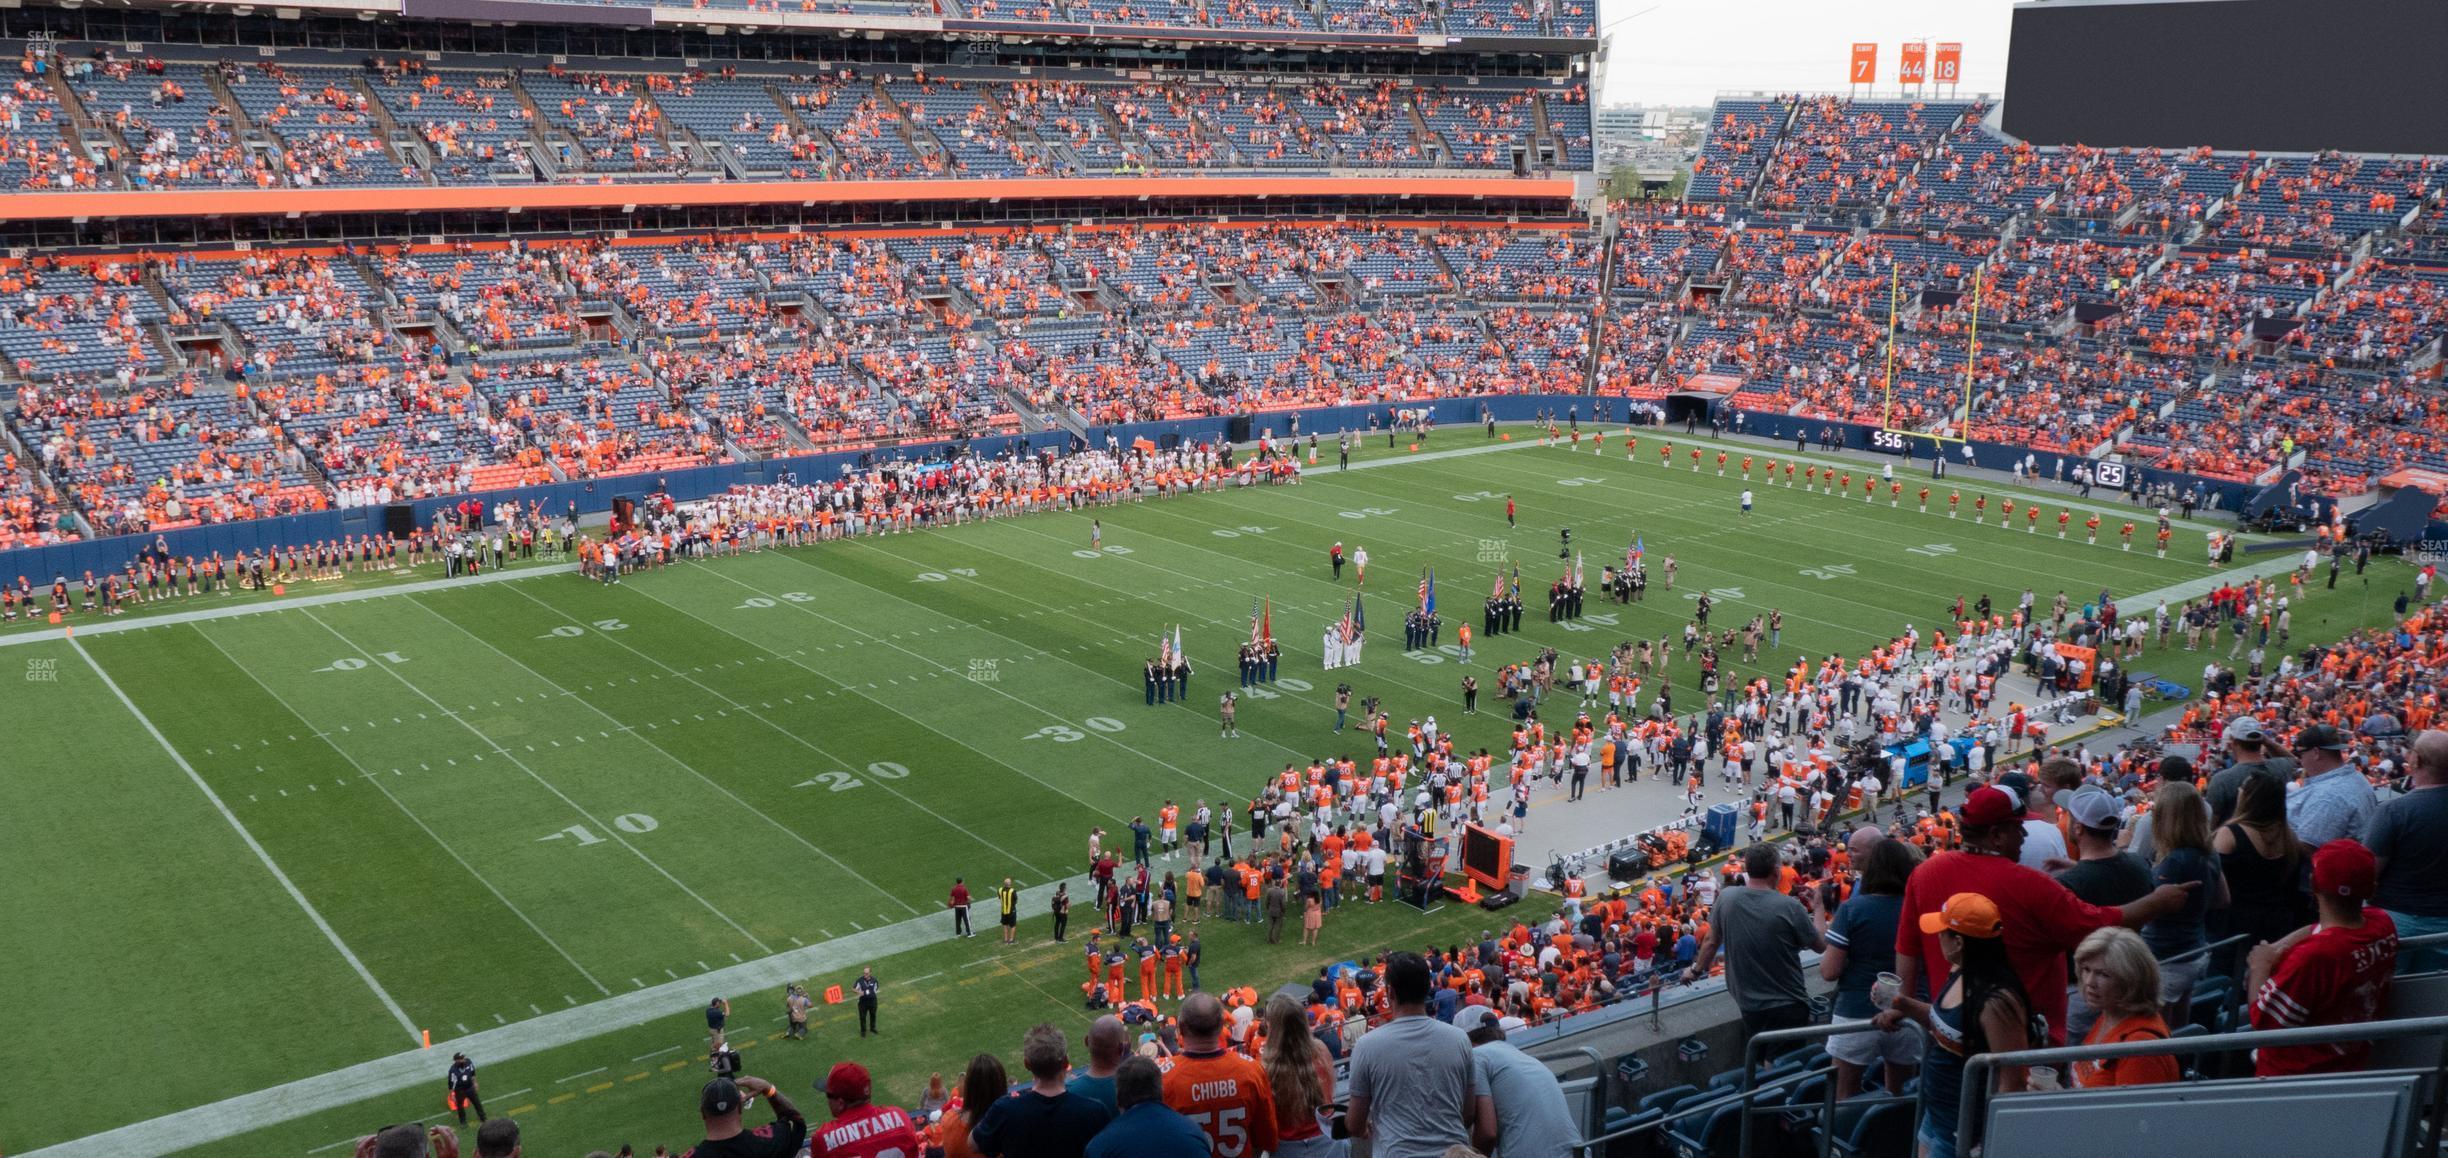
[1560, 1019, 1924, 1158]
[1957, 1014, 2448, 1158]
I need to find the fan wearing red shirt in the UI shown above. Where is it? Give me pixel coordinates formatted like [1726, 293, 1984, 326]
[1158, 993, 1280, 1158]
[1895, 785, 2192, 1043]
[2248, 839, 2399, 1077]
[807, 1063, 924, 1158]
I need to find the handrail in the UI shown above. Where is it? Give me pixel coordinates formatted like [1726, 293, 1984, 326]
[2161, 931, 2250, 968]
[1738, 1018, 1928, 1158]
[1955, 1013, 2448, 1155]
[1563, 1058, 1842, 1158]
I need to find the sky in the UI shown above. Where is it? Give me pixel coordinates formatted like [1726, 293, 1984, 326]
[1595, 0, 2017, 107]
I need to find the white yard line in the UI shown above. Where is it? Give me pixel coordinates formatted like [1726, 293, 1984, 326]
[189, 624, 614, 998]
[298, 607, 774, 957]
[15, 873, 1090, 1158]
[421, 589, 944, 904]
[66, 636, 421, 1045]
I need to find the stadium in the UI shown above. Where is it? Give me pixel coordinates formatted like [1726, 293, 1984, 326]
[1, 0, 2444, 1154]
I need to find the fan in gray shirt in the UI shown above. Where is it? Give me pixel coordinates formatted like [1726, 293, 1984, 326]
[1347, 951, 1492, 1158]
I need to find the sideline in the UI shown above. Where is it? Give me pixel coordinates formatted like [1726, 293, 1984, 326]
[0, 432, 1543, 654]
[1524, 425, 2248, 530]
[0, 424, 2210, 654]
[19, 873, 1091, 1158]
[0, 562, 577, 650]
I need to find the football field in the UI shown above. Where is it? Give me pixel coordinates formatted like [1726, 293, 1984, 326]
[4, 428, 2395, 1156]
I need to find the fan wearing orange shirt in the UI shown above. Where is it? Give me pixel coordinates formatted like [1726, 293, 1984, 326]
[1160, 993, 1280, 1158]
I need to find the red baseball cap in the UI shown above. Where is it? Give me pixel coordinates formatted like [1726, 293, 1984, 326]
[1959, 785, 2021, 828]
[2312, 839, 2378, 901]
[824, 1062, 873, 1101]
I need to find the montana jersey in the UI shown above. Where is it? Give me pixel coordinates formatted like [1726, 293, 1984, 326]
[808, 1103, 923, 1158]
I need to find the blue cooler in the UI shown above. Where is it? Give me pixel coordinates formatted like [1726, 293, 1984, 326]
[1704, 803, 1739, 848]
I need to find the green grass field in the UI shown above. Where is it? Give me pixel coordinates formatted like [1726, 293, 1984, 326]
[2, 428, 2416, 1157]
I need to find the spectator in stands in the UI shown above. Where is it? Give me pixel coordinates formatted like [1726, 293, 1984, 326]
[942, 1054, 1007, 1158]
[1346, 949, 1489, 1158]
[809, 1063, 922, 1158]
[357, 1123, 459, 1158]
[1684, 843, 1826, 1039]
[2068, 927, 2179, 1089]
[1260, 995, 1341, 1157]
[1084, 1057, 1206, 1158]
[2205, 716, 2294, 824]
[1999, 770, 2067, 871]
[2211, 771, 2311, 973]
[2368, 730, 2448, 972]
[1897, 784, 2197, 1046]
[2285, 724, 2378, 848]
[2247, 839, 2400, 1076]
[2054, 784, 2156, 1040]
[1876, 892, 2035, 1158]
[1821, 836, 1926, 1100]
[2120, 755, 2193, 866]
[1455, 1004, 1580, 1158]
[473, 1119, 519, 1157]
[1161, 993, 1278, 1157]
[1067, 1016, 1127, 1116]
[2140, 781, 2223, 1022]
[685, 1075, 804, 1158]
[972, 1024, 1111, 1158]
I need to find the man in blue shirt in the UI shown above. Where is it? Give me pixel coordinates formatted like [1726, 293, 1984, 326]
[973, 1025, 1111, 1158]
[1066, 1016, 1127, 1116]
[1084, 1057, 1206, 1158]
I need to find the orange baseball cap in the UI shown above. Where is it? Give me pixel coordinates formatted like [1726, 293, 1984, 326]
[1919, 892, 2004, 939]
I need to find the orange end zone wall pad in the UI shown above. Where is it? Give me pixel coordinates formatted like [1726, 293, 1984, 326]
[0, 175, 1577, 223]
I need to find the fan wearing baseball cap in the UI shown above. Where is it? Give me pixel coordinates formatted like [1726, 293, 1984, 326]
[2283, 724, 2378, 848]
[1875, 893, 2036, 1158]
[1895, 784, 2198, 1047]
[2204, 715, 2295, 825]
[683, 1073, 805, 1158]
[2246, 839, 2400, 1077]
[809, 1063, 924, 1158]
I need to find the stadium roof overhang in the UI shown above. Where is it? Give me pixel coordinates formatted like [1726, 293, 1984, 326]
[0, 174, 1578, 223]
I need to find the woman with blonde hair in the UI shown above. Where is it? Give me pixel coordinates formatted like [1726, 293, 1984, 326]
[2142, 781, 2226, 1022]
[2071, 927, 2180, 1088]
[1261, 995, 1344, 1157]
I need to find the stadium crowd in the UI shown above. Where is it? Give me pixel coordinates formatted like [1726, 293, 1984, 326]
[5, 81, 2448, 554]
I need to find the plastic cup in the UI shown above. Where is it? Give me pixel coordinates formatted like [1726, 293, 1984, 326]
[1871, 971, 1902, 1008]
[2025, 1065, 2059, 1091]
